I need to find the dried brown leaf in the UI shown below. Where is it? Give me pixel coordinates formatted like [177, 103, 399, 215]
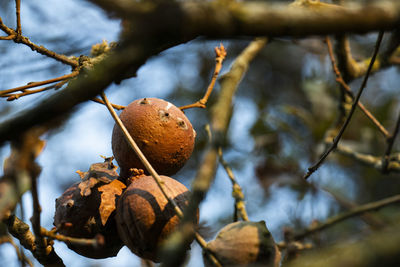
[78, 177, 99, 197]
[98, 180, 126, 226]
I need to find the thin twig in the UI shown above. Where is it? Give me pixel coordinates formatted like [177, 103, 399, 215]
[326, 36, 390, 137]
[304, 31, 385, 179]
[30, 169, 47, 260]
[218, 147, 249, 221]
[0, 35, 15, 40]
[100, 92, 221, 266]
[91, 98, 125, 110]
[41, 228, 100, 248]
[333, 141, 400, 171]
[3, 213, 65, 266]
[15, 0, 21, 36]
[0, 236, 34, 267]
[294, 193, 400, 240]
[382, 111, 400, 173]
[179, 44, 227, 110]
[4, 80, 68, 101]
[0, 72, 78, 97]
[0, 17, 78, 67]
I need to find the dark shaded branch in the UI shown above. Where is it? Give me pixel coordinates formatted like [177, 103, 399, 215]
[15, 0, 21, 35]
[288, 227, 400, 267]
[382, 111, 400, 172]
[93, 0, 400, 38]
[294, 194, 400, 240]
[304, 31, 385, 179]
[326, 36, 390, 137]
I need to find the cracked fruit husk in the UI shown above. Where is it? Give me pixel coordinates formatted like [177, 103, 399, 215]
[203, 221, 281, 267]
[53, 161, 125, 258]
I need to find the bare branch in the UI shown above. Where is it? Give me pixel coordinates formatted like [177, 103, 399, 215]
[3, 213, 65, 267]
[326, 36, 390, 137]
[4, 80, 68, 101]
[180, 44, 227, 110]
[218, 147, 249, 222]
[41, 228, 100, 248]
[15, 0, 21, 36]
[91, 98, 125, 110]
[0, 17, 77, 67]
[382, 111, 400, 172]
[92, 0, 400, 38]
[288, 226, 400, 267]
[294, 194, 400, 240]
[0, 72, 78, 97]
[304, 31, 385, 179]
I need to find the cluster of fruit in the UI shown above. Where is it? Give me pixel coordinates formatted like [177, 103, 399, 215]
[54, 98, 197, 262]
[53, 97, 280, 266]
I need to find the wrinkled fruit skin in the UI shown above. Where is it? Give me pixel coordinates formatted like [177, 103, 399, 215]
[112, 98, 196, 177]
[116, 175, 198, 262]
[203, 221, 280, 267]
[54, 182, 123, 259]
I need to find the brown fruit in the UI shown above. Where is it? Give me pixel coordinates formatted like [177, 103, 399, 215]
[116, 174, 198, 262]
[111, 98, 196, 177]
[53, 161, 125, 259]
[203, 221, 281, 267]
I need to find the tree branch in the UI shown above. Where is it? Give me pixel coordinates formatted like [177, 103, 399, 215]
[3, 213, 65, 267]
[0, 16, 77, 68]
[304, 31, 385, 179]
[93, 0, 400, 38]
[294, 194, 400, 240]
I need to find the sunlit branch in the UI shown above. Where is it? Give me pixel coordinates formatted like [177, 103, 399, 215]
[91, 98, 125, 110]
[4, 80, 68, 101]
[15, 0, 21, 36]
[179, 44, 227, 110]
[41, 228, 100, 248]
[218, 147, 249, 222]
[304, 31, 385, 179]
[0, 17, 78, 67]
[0, 72, 78, 97]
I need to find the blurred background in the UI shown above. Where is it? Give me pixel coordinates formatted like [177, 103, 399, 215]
[1, 0, 400, 266]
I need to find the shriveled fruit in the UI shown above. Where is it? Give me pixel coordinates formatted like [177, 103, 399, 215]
[203, 221, 281, 267]
[53, 160, 125, 259]
[116, 174, 198, 262]
[111, 98, 196, 178]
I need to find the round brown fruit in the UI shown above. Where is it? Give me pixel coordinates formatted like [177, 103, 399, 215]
[111, 98, 196, 178]
[116, 174, 198, 262]
[203, 221, 281, 267]
[54, 181, 124, 259]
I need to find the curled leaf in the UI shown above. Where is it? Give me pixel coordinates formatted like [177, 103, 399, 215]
[98, 180, 126, 225]
[78, 177, 99, 197]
